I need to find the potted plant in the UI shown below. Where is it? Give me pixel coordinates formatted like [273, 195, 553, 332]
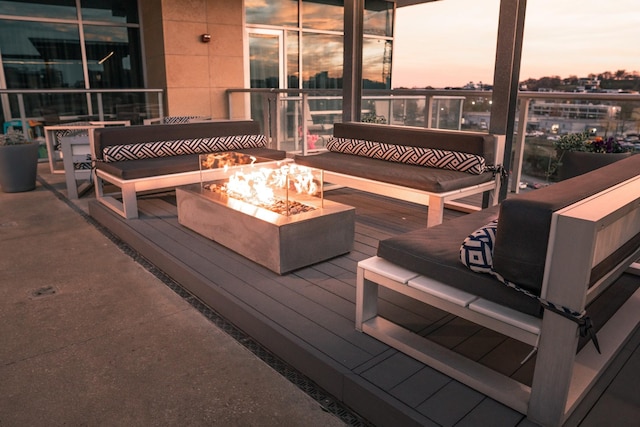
[0, 129, 39, 192]
[553, 131, 633, 180]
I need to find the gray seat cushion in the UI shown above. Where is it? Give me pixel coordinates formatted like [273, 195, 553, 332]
[294, 152, 494, 193]
[376, 205, 543, 318]
[96, 147, 286, 180]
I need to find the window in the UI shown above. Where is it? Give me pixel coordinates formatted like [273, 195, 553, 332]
[0, 0, 77, 19]
[363, 38, 391, 89]
[0, 20, 83, 89]
[302, 0, 343, 32]
[81, 0, 139, 24]
[246, 0, 298, 26]
[84, 25, 143, 88]
[302, 34, 343, 89]
[246, 0, 395, 91]
[364, 0, 393, 36]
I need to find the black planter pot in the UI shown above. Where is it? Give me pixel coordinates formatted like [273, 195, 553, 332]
[557, 151, 633, 181]
[0, 142, 39, 192]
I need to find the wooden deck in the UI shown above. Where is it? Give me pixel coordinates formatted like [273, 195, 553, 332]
[87, 187, 640, 427]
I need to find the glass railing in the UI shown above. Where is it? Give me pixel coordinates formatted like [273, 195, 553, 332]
[510, 91, 640, 192]
[1, 88, 164, 139]
[228, 88, 640, 193]
[5, 86, 637, 195]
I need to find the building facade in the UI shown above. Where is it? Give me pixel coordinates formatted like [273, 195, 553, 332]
[0, 0, 396, 122]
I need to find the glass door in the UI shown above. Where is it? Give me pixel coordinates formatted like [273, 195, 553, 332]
[248, 30, 284, 147]
[249, 30, 284, 89]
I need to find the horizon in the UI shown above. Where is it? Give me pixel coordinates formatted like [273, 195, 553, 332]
[392, 0, 640, 89]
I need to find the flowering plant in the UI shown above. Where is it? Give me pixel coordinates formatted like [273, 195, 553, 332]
[554, 131, 630, 154]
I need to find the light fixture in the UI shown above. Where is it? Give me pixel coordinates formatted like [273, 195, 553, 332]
[98, 51, 114, 64]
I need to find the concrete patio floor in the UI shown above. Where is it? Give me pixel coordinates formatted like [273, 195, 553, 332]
[0, 164, 349, 426]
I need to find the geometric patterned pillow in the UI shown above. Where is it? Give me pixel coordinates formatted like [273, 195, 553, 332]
[459, 220, 499, 274]
[102, 134, 267, 162]
[326, 137, 486, 174]
[161, 116, 209, 124]
[53, 121, 94, 150]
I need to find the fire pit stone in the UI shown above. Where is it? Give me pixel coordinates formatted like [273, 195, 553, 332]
[176, 164, 355, 274]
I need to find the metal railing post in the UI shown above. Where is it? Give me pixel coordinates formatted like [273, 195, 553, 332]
[425, 94, 434, 129]
[157, 92, 164, 118]
[274, 92, 281, 150]
[17, 94, 27, 134]
[511, 97, 531, 193]
[302, 93, 309, 155]
[97, 93, 105, 121]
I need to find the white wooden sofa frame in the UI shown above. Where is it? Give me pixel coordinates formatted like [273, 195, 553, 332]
[356, 174, 640, 426]
[321, 166, 503, 228]
[92, 160, 221, 220]
[91, 159, 290, 220]
[295, 123, 506, 227]
[89, 121, 288, 220]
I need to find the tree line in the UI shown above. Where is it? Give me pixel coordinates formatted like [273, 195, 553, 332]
[520, 70, 640, 92]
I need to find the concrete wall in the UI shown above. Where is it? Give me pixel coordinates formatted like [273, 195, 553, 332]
[139, 0, 245, 119]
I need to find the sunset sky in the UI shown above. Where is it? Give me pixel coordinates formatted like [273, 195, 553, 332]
[392, 0, 640, 88]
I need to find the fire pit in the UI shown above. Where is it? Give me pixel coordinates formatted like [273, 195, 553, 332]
[177, 159, 355, 274]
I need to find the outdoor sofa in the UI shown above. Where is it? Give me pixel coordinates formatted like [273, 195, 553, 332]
[356, 154, 640, 426]
[91, 120, 286, 219]
[294, 122, 506, 227]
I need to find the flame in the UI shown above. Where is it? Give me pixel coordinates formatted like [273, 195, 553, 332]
[223, 164, 318, 206]
[201, 152, 257, 171]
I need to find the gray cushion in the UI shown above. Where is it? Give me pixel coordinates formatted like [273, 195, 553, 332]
[377, 206, 543, 318]
[96, 147, 286, 180]
[294, 151, 494, 193]
[493, 154, 640, 296]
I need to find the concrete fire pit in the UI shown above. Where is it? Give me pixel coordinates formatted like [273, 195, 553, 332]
[176, 183, 355, 274]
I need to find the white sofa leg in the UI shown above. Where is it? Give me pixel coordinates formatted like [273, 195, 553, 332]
[356, 265, 379, 331]
[427, 196, 445, 227]
[527, 312, 579, 427]
[121, 183, 139, 219]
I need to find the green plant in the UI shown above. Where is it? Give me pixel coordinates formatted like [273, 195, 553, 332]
[553, 131, 630, 153]
[0, 129, 28, 146]
[361, 113, 387, 124]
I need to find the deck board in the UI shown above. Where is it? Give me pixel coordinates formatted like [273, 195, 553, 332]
[88, 187, 640, 427]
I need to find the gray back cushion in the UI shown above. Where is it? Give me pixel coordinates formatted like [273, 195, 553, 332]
[493, 154, 640, 296]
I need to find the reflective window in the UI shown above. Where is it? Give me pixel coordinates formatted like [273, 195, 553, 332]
[286, 31, 299, 88]
[363, 38, 391, 89]
[0, 19, 83, 89]
[302, 34, 343, 89]
[84, 25, 143, 88]
[364, 0, 393, 37]
[302, 0, 343, 32]
[0, 0, 77, 19]
[249, 32, 281, 88]
[246, 0, 298, 26]
[81, 0, 139, 24]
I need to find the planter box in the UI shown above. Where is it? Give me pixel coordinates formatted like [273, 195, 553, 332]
[558, 151, 633, 181]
